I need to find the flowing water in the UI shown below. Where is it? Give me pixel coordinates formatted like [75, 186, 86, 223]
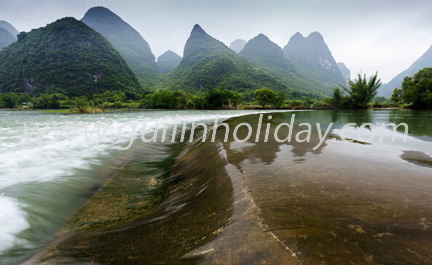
[1, 109, 431, 265]
[0, 109, 280, 265]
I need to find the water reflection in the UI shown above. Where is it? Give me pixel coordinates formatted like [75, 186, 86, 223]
[217, 110, 432, 264]
[401, 151, 432, 169]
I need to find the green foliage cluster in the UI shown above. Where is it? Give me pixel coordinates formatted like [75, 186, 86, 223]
[32, 90, 141, 109]
[0, 92, 30, 108]
[397, 67, 432, 108]
[253, 87, 285, 108]
[340, 73, 381, 109]
[0, 17, 141, 97]
[139, 86, 242, 110]
[328, 73, 382, 109]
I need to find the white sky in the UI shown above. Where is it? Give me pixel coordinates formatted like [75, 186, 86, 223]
[1, 0, 432, 82]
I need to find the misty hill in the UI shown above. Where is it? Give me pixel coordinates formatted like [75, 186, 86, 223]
[82, 6, 159, 87]
[240, 34, 344, 97]
[0, 17, 140, 97]
[229, 39, 247, 53]
[283, 32, 345, 93]
[159, 25, 289, 94]
[157, 50, 182, 74]
[379, 45, 432, 97]
[0, 21, 19, 38]
[240, 34, 306, 94]
[337, 62, 350, 83]
[0, 28, 15, 50]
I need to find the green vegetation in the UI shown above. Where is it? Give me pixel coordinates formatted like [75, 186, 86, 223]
[283, 32, 346, 95]
[70, 106, 103, 114]
[0, 15, 420, 112]
[0, 92, 30, 108]
[391, 88, 403, 103]
[158, 25, 291, 96]
[0, 17, 141, 97]
[254, 87, 285, 108]
[240, 34, 334, 98]
[322, 73, 406, 109]
[81, 6, 160, 87]
[140, 86, 242, 110]
[338, 73, 382, 109]
[397, 67, 432, 108]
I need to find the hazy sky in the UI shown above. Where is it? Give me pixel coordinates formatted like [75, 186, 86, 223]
[1, 0, 432, 82]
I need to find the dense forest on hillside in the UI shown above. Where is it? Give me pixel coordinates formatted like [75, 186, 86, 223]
[0, 17, 141, 97]
[82, 6, 160, 87]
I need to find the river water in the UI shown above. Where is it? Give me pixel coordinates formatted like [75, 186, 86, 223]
[1, 109, 431, 264]
[0, 109, 281, 265]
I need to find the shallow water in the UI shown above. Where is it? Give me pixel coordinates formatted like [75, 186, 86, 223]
[0, 109, 280, 265]
[17, 109, 432, 265]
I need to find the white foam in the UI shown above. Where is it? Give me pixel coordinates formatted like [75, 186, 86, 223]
[0, 195, 30, 254]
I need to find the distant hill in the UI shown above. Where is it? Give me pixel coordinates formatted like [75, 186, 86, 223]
[0, 28, 15, 50]
[0, 17, 140, 97]
[159, 25, 289, 95]
[378, 45, 432, 97]
[337, 62, 350, 84]
[240, 33, 345, 97]
[82, 6, 159, 87]
[157, 50, 182, 74]
[239, 34, 317, 97]
[229, 39, 247, 53]
[283, 32, 346, 94]
[0, 21, 19, 38]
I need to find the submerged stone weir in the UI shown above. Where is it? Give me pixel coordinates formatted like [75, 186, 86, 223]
[22, 111, 432, 264]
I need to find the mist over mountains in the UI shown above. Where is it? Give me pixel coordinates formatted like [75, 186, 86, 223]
[0, 29, 15, 50]
[157, 50, 182, 74]
[337, 62, 351, 82]
[0, 6, 361, 99]
[81, 6, 159, 88]
[229, 39, 247, 53]
[283, 32, 346, 90]
[0, 21, 19, 38]
[379, 45, 432, 97]
[157, 24, 289, 95]
[0, 21, 19, 50]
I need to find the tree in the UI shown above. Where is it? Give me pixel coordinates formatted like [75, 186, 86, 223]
[331, 87, 343, 108]
[391, 88, 402, 103]
[254, 87, 276, 108]
[273, 91, 286, 108]
[174, 90, 187, 109]
[203, 86, 242, 109]
[74, 96, 89, 108]
[401, 67, 432, 108]
[0, 92, 19, 108]
[340, 72, 381, 109]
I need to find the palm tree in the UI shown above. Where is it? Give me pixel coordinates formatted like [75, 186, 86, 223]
[341, 72, 381, 109]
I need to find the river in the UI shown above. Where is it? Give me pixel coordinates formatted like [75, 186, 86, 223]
[1, 109, 431, 264]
